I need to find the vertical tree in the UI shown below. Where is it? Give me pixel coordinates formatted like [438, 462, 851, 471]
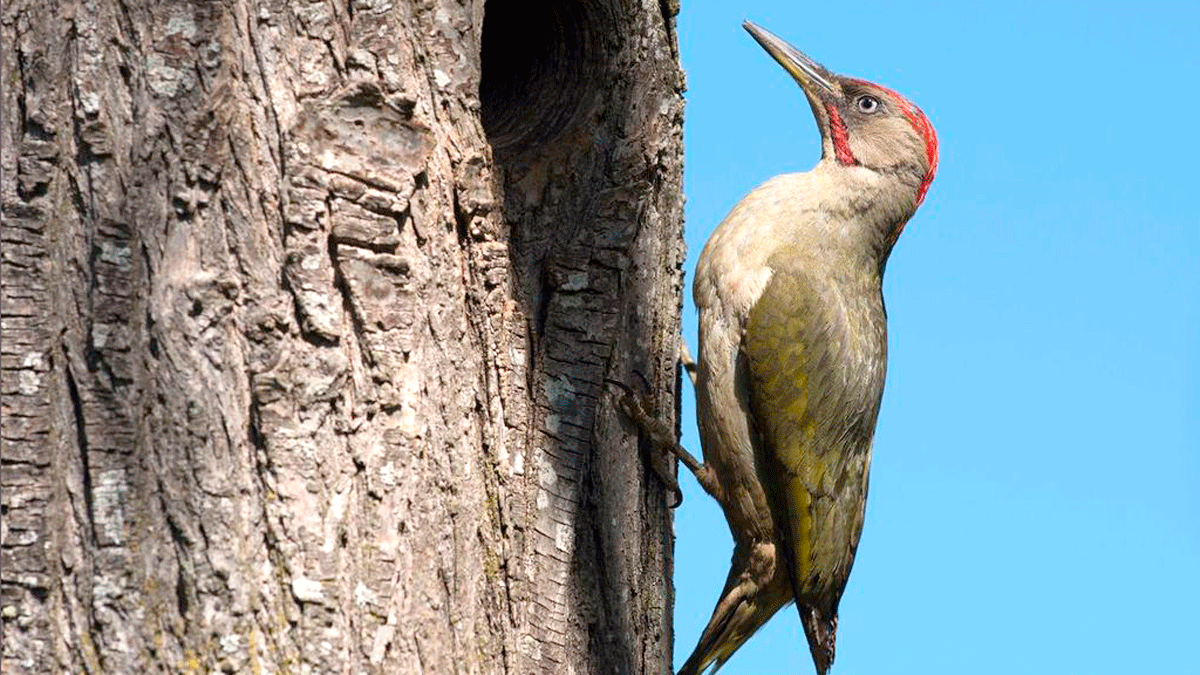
[0, 0, 685, 672]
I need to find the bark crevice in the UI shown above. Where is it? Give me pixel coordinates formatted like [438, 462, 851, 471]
[1, 0, 684, 672]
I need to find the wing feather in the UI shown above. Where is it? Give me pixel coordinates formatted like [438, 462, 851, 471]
[742, 262, 881, 606]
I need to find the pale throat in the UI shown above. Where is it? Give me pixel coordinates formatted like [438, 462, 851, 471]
[808, 162, 916, 265]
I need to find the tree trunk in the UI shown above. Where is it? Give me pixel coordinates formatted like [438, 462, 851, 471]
[0, 0, 685, 672]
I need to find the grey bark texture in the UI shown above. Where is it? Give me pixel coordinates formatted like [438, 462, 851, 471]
[0, 0, 686, 672]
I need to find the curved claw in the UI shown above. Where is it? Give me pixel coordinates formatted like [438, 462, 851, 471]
[607, 379, 685, 507]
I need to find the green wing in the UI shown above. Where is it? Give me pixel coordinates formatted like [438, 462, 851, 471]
[742, 263, 882, 604]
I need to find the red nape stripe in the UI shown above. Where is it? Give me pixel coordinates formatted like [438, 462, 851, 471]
[825, 104, 858, 166]
[905, 106, 938, 205]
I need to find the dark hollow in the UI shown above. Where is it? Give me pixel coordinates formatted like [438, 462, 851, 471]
[480, 0, 594, 153]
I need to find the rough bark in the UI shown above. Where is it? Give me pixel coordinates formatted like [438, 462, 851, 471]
[0, 0, 685, 672]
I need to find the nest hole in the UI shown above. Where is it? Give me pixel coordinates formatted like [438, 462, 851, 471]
[480, 0, 597, 154]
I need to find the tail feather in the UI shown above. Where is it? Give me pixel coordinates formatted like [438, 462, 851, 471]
[798, 604, 837, 675]
[677, 570, 791, 675]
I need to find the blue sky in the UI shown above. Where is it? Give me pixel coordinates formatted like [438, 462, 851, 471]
[672, 2, 1200, 673]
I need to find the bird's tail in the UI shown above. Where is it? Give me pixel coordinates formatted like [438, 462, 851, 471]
[677, 568, 791, 675]
[798, 604, 837, 675]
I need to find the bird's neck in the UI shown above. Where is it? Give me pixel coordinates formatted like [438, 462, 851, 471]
[804, 161, 920, 273]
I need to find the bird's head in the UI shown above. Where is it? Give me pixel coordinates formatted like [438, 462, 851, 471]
[744, 21, 939, 214]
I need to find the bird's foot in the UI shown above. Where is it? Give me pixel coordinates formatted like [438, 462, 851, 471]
[610, 380, 684, 506]
[609, 378, 721, 507]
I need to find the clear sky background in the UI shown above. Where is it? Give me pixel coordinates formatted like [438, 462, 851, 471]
[672, 2, 1200, 674]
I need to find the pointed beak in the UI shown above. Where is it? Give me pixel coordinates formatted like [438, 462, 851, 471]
[742, 21, 839, 100]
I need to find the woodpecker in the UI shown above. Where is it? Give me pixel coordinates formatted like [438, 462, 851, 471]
[677, 21, 938, 675]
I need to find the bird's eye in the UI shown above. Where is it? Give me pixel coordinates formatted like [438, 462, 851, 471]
[856, 95, 880, 113]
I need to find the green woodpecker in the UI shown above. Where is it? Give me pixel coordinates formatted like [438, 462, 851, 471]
[678, 21, 938, 675]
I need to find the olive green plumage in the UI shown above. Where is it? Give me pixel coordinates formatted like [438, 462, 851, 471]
[744, 254, 884, 674]
[676, 21, 938, 675]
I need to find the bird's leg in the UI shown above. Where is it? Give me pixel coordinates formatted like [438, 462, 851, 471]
[610, 382, 684, 506]
[609, 378, 722, 507]
[669, 343, 723, 498]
